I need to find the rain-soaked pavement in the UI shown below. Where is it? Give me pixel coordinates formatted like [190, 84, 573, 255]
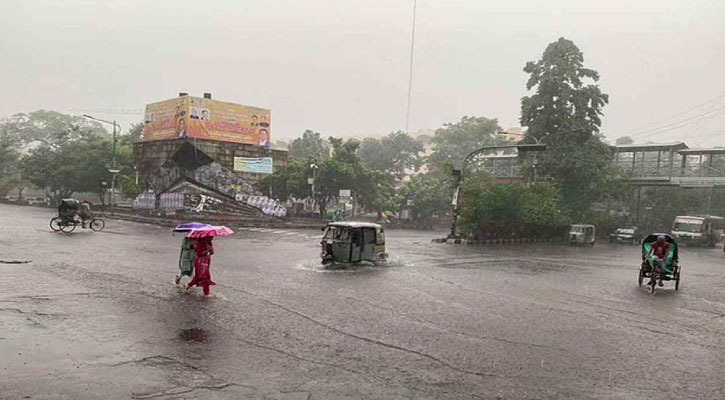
[1, 204, 724, 399]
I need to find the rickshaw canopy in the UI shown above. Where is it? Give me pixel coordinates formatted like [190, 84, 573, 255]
[58, 199, 80, 216]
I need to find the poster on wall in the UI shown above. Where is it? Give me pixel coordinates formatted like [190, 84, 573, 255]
[233, 157, 273, 174]
[143, 96, 272, 146]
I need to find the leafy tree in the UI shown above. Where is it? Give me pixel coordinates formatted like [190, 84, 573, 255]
[20, 133, 112, 202]
[395, 173, 452, 220]
[520, 37, 620, 217]
[4, 110, 104, 148]
[358, 131, 423, 176]
[427, 116, 508, 173]
[6, 111, 115, 202]
[125, 122, 143, 143]
[458, 175, 568, 237]
[116, 122, 144, 198]
[316, 137, 395, 218]
[615, 136, 634, 145]
[0, 120, 22, 197]
[257, 158, 315, 201]
[288, 130, 330, 161]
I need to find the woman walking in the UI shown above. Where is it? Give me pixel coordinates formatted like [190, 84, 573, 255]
[175, 237, 196, 285]
[185, 236, 216, 295]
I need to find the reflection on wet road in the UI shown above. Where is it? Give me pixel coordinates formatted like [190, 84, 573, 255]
[2, 204, 724, 399]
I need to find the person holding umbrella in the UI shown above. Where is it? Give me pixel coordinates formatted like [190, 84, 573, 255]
[184, 225, 233, 296]
[173, 222, 209, 286]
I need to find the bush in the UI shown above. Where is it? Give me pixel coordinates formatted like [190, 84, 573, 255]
[458, 175, 569, 239]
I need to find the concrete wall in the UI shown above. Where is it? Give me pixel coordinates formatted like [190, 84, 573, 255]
[134, 138, 288, 193]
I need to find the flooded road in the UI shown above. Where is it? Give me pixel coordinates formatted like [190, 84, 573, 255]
[2, 203, 725, 399]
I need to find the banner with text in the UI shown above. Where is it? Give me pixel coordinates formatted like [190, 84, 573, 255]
[233, 157, 274, 174]
[143, 96, 271, 146]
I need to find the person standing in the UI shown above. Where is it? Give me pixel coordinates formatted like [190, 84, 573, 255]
[175, 237, 196, 285]
[185, 237, 216, 295]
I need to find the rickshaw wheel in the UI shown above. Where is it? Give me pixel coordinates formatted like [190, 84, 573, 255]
[650, 273, 657, 294]
[675, 272, 680, 291]
[638, 269, 643, 287]
[60, 222, 76, 233]
[49, 217, 61, 232]
[90, 219, 105, 232]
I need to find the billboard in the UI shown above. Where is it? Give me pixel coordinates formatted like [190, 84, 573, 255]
[143, 96, 272, 146]
[233, 157, 273, 174]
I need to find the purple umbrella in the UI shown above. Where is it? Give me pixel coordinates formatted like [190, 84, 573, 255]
[172, 222, 210, 232]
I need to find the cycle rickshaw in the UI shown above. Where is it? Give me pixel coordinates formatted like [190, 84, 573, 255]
[49, 199, 105, 233]
[638, 233, 680, 293]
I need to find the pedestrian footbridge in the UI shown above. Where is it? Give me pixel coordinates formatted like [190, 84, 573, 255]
[470, 142, 725, 187]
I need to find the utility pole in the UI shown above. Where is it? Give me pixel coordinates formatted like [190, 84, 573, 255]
[83, 115, 121, 215]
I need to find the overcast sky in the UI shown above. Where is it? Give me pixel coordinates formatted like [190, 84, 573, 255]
[1, 0, 724, 145]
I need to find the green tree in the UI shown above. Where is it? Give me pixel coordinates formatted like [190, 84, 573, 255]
[427, 116, 508, 173]
[520, 37, 619, 217]
[20, 133, 113, 202]
[5, 110, 104, 148]
[116, 122, 144, 198]
[395, 173, 452, 220]
[7, 111, 114, 202]
[358, 131, 423, 177]
[288, 130, 330, 161]
[257, 157, 315, 201]
[316, 137, 395, 218]
[458, 175, 568, 237]
[0, 120, 22, 197]
[615, 136, 635, 145]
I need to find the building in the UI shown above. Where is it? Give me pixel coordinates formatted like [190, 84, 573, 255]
[133, 93, 288, 216]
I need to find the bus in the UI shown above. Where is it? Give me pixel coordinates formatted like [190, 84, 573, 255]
[671, 215, 724, 247]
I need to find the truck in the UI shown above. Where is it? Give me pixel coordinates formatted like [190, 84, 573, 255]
[671, 215, 724, 247]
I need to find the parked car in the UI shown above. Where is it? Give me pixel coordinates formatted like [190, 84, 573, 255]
[609, 227, 642, 244]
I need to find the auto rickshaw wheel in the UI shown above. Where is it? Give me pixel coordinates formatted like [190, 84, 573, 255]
[60, 222, 76, 233]
[638, 269, 643, 287]
[50, 217, 61, 232]
[90, 219, 105, 232]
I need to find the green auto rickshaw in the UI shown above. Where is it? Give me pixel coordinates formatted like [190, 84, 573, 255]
[320, 222, 388, 264]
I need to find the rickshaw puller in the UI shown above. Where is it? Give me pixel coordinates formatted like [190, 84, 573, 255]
[649, 235, 670, 287]
[79, 201, 93, 228]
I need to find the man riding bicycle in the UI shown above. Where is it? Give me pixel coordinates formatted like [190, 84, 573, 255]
[648, 235, 670, 287]
[80, 201, 94, 228]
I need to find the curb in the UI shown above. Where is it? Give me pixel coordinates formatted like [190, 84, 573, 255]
[107, 213, 326, 230]
[433, 237, 564, 245]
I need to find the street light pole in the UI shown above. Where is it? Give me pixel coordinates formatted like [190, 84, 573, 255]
[447, 143, 547, 240]
[310, 163, 318, 217]
[83, 115, 121, 215]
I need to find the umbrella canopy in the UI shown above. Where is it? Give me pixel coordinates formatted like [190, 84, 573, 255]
[186, 225, 234, 238]
[173, 222, 210, 232]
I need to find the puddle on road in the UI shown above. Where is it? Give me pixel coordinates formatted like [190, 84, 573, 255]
[178, 327, 208, 343]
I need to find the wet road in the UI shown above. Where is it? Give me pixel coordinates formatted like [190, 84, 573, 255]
[1, 204, 724, 399]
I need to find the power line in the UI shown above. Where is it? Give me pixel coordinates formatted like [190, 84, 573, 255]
[405, 0, 417, 134]
[621, 90, 725, 137]
[627, 104, 725, 138]
[69, 108, 143, 116]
